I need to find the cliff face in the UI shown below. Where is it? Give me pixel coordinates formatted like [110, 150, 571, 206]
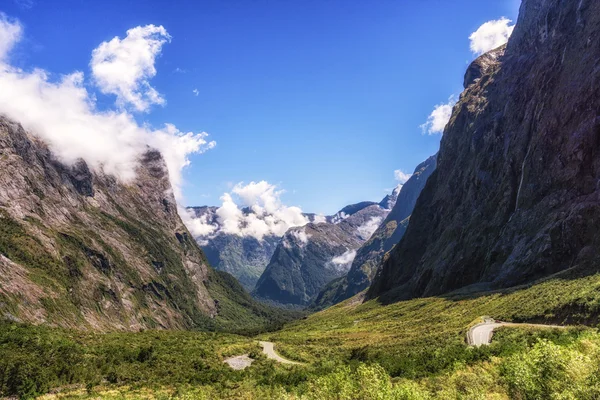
[0, 117, 281, 331]
[311, 155, 436, 309]
[369, 0, 600, 302]
[253, 199, 395, 307]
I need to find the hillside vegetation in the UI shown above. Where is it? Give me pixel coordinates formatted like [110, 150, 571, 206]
[3, 266, 600, 399]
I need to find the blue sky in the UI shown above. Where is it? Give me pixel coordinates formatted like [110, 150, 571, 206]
[3, 0, 520, 215]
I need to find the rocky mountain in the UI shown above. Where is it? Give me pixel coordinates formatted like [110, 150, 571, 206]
[311, 154, 437, 309]
[369, 0, 600, 303]
[188, 206, 281, 290]
[253, 196, 396, 307]
[0, 116, 290, 332]
[188, 206, 329, 291]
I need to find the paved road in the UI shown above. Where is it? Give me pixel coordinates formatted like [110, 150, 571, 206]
[467, 318, 565, 346]
[259, 341, 302, 365]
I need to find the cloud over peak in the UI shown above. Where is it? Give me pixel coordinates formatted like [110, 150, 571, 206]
[469, 18, 515, 56]
[91, 24, 171, 112]
[188, 181, 310, 241]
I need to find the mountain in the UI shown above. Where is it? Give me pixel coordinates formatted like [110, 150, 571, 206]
[0, 116, 291, 332]
[187, 206, 281, 290]
[188, 206, 329, 291]
[311, 154, 437, 310]
[253, 196, 396, 307]
[369, 0, 600, 302]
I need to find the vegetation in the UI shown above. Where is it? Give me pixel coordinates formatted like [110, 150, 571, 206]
[267, 265, 600, 376]
[2, 320, 600, 399]
[2, 266, 600, 399]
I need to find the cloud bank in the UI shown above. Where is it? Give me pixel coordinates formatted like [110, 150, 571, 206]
[469, 18, 515, 56]
[0, 13, 215, 210]
[188, 181, 310, 241]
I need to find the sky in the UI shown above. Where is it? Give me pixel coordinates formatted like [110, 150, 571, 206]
[0, 0, 520, 237]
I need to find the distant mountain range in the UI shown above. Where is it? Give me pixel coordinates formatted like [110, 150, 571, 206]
[252, 195, 397, 307]
[311, 155, 437, 310]
[189, 158, 440, 309]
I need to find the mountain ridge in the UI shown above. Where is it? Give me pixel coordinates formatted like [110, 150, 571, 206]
[0, 116, 290, 332]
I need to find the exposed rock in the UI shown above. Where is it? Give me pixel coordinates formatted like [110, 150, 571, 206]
[0, 116, 284, 331]
[311, 155, 436, 310]
[253, 197, 394, 307]
[368, 0, 600, 302]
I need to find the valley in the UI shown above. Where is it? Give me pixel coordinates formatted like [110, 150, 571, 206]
[1, 0, 600, 398]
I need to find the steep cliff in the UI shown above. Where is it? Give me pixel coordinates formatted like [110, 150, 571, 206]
[369, 0, 600, 302]
[312, 155, 436, 309]
[253, 197, 395, 307]
[0, 116, 288, 331]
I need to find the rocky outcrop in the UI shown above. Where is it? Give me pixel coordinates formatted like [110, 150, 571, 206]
[311, 155, 436, 309]
[253, 196, 395, 306]
[368, 0, 600, 302]
[0, 116, 285, 331]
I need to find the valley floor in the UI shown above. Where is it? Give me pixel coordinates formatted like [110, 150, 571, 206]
[4, 265, 600, 399]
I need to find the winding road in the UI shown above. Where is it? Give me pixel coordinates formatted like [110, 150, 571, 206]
[259, 341, 303, 365]
[467, 318, 565, 346]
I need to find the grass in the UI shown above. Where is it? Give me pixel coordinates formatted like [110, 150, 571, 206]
[265, 265, 600, 378]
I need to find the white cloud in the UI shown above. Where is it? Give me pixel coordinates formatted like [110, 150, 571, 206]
[394, 170, 412, 184]
[312, 214, 327, 224]
[0, 15, 215, 220]
[291, 229, 310, 245]
[331, 249, 357, 268]
[469, 18, 515, 56]
[192, 88, 199, 96]
[0, 13, 22, 62]
[184, 211, 218, 237]
[356, 216, 383, 240]
[331, 211, 349, 225]
[13, 0, 35, 9]
[420, 95, 458, 135]
[187, 181, 310, 241]
[90, 25, 171, 112]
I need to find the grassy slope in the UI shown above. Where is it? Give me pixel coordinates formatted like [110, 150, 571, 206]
[3, 267, 600, 399]
[266, 265, 600, 374]
[0, 205, 298, 333]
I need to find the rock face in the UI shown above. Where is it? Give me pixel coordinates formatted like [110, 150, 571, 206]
[188, 206, 281, 290]
[253, 197, 395, 306]
[311, 155, 436, 309]
[0, 116, 284, 331]
[369, 0, 600, 302]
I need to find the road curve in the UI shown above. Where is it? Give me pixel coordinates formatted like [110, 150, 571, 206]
[259, 341, 303, 365]
[467, 318, 565, 346]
